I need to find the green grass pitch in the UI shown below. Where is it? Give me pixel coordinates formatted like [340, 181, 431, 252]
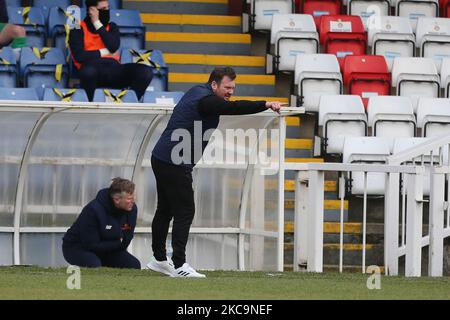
[0, 266, 449, 300]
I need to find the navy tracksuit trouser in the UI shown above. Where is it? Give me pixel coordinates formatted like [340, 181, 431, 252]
[63, 245, 141, 269]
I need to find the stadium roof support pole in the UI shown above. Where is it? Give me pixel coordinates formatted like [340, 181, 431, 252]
[277, 116, 286, 272]
[293, 171, 308, 272]
[405, 168, 424, 277]
[13, 110, 60, 265]
[132, 115, 163, 184]
[238, 117, 277, 271]
[384, 172, 400, 276]
[307, 170, 324, 272]
[428, 166, 445, 277]
[130, 114, 164, 255]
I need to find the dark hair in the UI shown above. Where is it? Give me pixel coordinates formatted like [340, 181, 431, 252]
[208, 67, 236, 85]
[85, 0, 101, 8]
[109, 177, 135, 197]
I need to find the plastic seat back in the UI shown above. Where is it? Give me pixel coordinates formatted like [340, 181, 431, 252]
[142, 91, 185, 105]
[270, 14, 319, 71]
[294, 54, 342, 111]
[416, 97, 450, 137]
[110, 9, 145, 49]
[416, 17, 450, 70]
[319, 15, 367, 69]
[43, 88, 89, 102]
[251, 0, 294, 31]
[367, 15, 415, 71]
[343, 136, 390, 195]
[0, 87, 39, 100]
[19, 47, 69, 99]
[0, 47, 18, 88]
[300, 0, 342, 28]
[391, 57, 440, 112]
[7, 7, 46, 47]
[120, 49, 168, 92]
[93, 88, 139, 103]
[343, 55, 391, 107]
[394, 0, 439, 32]
[319, 94, 367, 154]
[367, 95, 415, 151]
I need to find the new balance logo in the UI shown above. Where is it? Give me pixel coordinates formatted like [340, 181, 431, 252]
[105, 225, 112, 230]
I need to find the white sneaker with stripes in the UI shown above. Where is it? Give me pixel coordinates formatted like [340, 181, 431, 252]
[172, 263, 206, 278]
[146, 257, 175, 276]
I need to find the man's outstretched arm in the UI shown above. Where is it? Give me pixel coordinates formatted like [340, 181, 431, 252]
[198, 95, 283, 116]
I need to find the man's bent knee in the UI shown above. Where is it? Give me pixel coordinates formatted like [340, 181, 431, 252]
[4, 24, 26, 38]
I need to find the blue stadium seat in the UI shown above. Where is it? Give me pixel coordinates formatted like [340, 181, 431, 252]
[0, 87, 39, 100]
[6, 7, 46, 47]
[120, 49, 168, 91]
[48, 6, 85, 52]
[19, 47, 69, 99]
[143, 91, 184, 105]
[5, 0, 21, 7]
[43, 87, 89, 102]
[110, 9, 145, 49]
[93, 88, 138, 103]
[33, 0, 71, 22]
[80, 0, 122, 9]
[0, 47, 18, 87]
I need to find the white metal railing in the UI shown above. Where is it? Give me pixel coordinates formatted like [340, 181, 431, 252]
[287, 159, 450, 277]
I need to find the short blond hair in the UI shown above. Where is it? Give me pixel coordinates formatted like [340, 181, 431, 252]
[109, 177, 135, 197]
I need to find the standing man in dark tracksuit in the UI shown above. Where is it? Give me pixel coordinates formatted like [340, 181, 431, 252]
[62, 177, 140, 269]
[69, 0, 153, 101]
[146, 67, 284, 278]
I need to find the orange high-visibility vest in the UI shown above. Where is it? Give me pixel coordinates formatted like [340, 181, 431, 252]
[71, 20, 120, 70]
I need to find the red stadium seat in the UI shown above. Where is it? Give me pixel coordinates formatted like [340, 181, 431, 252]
[320, 15, 367, 69]
[343, 55, 391, 108]
[440, 0, 450, 17]
[298, 0, 343, 28]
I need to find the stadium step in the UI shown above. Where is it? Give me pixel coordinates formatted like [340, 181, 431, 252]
[284, 243, 384, 267]
[123, 0, 229, 15]
[163, 53, 266, 74]
[168, 73, 275, 96]
[284, 264, 386, 273]
[146, 32, 251, 55]
[141, 13, 242, 33]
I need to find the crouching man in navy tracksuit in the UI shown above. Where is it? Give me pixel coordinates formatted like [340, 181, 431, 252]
[62, 177, 140, 269]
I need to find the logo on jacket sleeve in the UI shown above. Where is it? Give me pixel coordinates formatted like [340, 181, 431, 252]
[105, 225, 112, 230]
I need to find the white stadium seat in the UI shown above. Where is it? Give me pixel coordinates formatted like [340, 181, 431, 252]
[416, 97, 450, 137]
[294, 54, 343, 112]
[367, 15, 415, 71]
[367, 96, 416, 152]
[440, 57, 450, 97]
[416, 17, 450, 70]
[343, 136, 391, 195]
[393, 0, 439, 32]
[250, 0, 294, 31]
[347, 0, 392, 29]
[391, 57, 440, 112]
[269, 14, 319, 72]
[319, 95, 367, 154]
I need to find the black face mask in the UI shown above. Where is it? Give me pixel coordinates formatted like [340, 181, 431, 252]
[99, 9, 110, 26]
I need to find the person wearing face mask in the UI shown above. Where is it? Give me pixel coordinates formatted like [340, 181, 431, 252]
[68, 0, 153, 101]
[62, 177, 140, 269]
